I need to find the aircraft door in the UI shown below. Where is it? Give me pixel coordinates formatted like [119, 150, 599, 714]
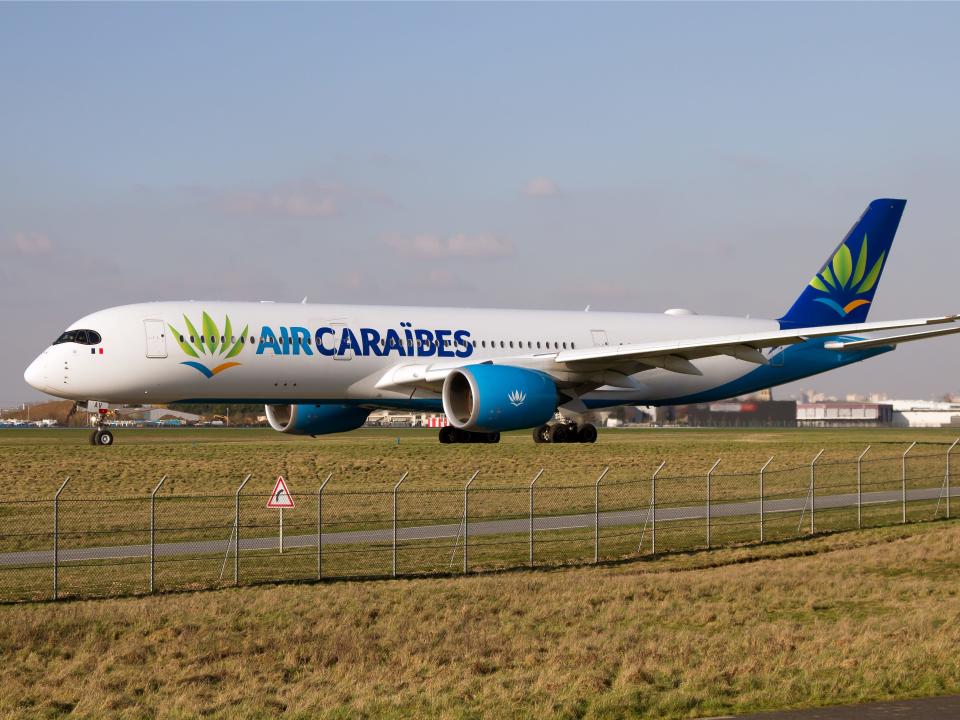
[328, 321, 353, 360]
[144, 319, 168, 358]
[591, 329, 609, 347]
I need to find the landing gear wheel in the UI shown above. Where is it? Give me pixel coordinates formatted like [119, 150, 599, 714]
[89, 429, 99, 445]
[485, 432, 501, 444]
[577, 423, 598, 444]
[549, 424, 570, 444]
[533, 425, 550, 444]
[439, 426, 456, 444]
[94, 429, 114, 446]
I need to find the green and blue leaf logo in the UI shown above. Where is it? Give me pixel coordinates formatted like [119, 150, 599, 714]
[808, 234, 885, 317]
[168, 312, 249, 378]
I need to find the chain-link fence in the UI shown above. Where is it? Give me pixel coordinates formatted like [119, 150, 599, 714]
[1, 439, 957, 602]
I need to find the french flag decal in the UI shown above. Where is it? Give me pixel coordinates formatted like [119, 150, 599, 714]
[90, 348, 104, 355]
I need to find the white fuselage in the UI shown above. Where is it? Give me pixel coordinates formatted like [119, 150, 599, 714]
[24, 301, 782, 409]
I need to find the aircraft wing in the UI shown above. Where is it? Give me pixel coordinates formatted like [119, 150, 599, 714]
[374, 314, 959, 392]
[551, 314, 960, 375]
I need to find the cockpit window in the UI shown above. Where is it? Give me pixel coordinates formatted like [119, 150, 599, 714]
[53, 329, 102, 346]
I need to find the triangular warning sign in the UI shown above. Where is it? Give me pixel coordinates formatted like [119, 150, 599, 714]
[267, 475, 295, 509]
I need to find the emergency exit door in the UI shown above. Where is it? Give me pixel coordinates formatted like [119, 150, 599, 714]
[591, 329, 609, 347]
[144, 319, 168, 358]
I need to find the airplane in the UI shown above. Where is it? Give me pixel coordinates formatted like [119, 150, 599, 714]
[23, 198, 960, 446]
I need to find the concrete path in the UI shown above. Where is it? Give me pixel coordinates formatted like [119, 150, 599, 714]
[715, 694, 960, 718]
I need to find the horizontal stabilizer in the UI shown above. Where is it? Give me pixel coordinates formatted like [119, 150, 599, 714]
[823, 324, 960, 351]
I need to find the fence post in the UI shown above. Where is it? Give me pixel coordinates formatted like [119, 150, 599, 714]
[651, 461, 665, 555]
[234, 474, 251, 585]
[529, 468, 544, 568]
[707, 460, 720, 549]
[594, 467, 609, 563]
[948, 439, 959, 520]
[317, 473, 332, 580]
[52, 476, 70, 601]
[463, 470, 479, 574]
[902, 441, 916, 524]
[392, 472, 408, 578]
[149, 475, 166, 593]
[759, 458, 773, 543]
[857, 446, 870, 529]
[809, 449, 824, 534]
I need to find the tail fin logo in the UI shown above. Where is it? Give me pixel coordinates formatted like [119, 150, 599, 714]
[807, 235, 886, 317]
[168, 312, 249, 378]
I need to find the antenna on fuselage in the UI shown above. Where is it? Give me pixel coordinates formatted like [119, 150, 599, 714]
[584, 305, 590, 312]
[301, 296, 308, 304]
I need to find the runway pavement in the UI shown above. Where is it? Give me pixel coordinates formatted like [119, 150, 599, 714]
[0, 485, 953, 567]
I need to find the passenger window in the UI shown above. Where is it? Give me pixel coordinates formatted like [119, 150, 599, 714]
[190, 335, 195, 343]
[180, 335, 185, 343]
[571, 342, 575, 349]
[536, 341, 541, 349]
[562, 342, 567, 349]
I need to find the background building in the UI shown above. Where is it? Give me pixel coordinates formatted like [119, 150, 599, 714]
[796, 402, 893, 428]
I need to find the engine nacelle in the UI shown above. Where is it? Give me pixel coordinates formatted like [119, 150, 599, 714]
[265, 403, 371, 436]
[442, 364, 558, 432]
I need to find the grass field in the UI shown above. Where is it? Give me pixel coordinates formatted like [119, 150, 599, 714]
[2, 428, 960, 717]
[1, 427, 958, 603]
[2, 520, 960, 719]
[1, 426, 958, 498]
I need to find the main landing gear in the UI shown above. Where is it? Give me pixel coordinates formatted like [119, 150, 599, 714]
[439, 426, 501, 444]
[532, 422, 598, 444]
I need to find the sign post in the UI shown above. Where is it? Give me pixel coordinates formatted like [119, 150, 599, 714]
[267, 475, 295, 554]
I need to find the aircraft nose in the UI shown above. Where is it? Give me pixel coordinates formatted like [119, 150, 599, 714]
[24, 355, 48, 392]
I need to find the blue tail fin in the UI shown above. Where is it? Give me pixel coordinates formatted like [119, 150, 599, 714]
[779, 199, 906, 329]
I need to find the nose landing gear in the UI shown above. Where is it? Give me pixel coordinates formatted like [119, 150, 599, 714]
[532, 422, 598, 444]
[89, 428, 114, 446]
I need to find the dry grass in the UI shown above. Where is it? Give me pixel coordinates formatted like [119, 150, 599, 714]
[2, 520, 960, 719]
[1, 427, 957, 500]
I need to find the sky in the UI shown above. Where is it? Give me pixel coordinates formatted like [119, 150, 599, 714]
[1, 2, 959, 406]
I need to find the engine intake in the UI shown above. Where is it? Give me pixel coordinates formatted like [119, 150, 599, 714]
[265, 403, 371, 436]
[442, 365, 558, 432]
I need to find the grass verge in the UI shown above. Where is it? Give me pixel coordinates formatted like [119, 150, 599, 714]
[2, 520, 959, 719]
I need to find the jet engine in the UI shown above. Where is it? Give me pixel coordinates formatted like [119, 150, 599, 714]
[265, 403, 371, 436]
[442, 364, 558, 432]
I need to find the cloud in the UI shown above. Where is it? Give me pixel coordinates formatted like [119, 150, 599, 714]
[218, 183, 339, 218]
[213, 181, 390, 219]
[384, 233, 512, 259]
[522, 177, 560, 197]
[340, 271, 365, 290]
[6, 231, 53, 255]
